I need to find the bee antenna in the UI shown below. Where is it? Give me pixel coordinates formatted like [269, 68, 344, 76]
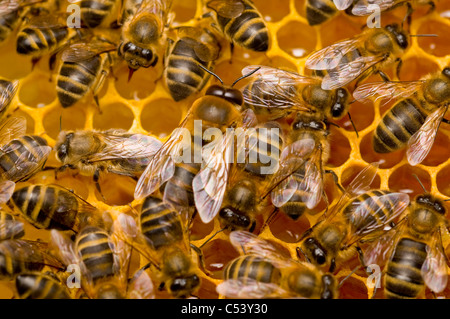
[198, 64, 223, 85]
[231, 67, 261, 88]
[412, 174, 428, 193]
[199, 226, 228, 249]
[59, 115, 62, 133]
[410, 34, 438, 37]
[347, 111, 359, 138]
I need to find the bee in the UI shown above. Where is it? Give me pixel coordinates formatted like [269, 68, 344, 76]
[205, 0, 270, 52]
[14, 271, 72, 299]
[163, 24, 221, 102]
[115, 204, 200, 298]
[353, 67, 450, 166]
[0, 79, 18, 120]
[217, 230, 338, 299]
[296, 163, 410, 272]
[80, 0, 120, 28]
[363, 178, 449, 299]
[0, 239, 64, 280]
[51, 221, 155, 299]
[0, 116, 51, 183]
[118, 0, 173, 75]
[56, 39, 118, 108]
[54, 129, 162, 198]
[10, 184, 105, 232]
[305, 23, 410, 90]
[241, 65, 351, 122]
[305, 0, 354, 26]
[134, 67, 260, 216]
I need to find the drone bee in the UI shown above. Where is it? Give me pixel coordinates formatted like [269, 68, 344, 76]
[353, 67, 450, 166]
[305, 23, 410, 90]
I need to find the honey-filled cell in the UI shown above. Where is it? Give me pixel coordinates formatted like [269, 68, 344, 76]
[388, 165, 431, 198]
[253, 0, 290, 22]
[114, 65, 158, 100]
[277, 21, 316, 59]
[202, 239, 240, 279]
[420, 130, 450, 167]
[417, 20, 450, 57]
[93, 102, 134, 131]
[18, 73, 56, 108]
[335, 100, 375, 134]
[269, 212, 310, 243]
[398, 57, 440, 81]
[436, 165, 450, 197]
[43, 105, 87, 140]
[94, 174, 136, 205]
[359, 132, 405, 169]
[172, 0, 197, 23]
[338, 276, 368, 299]
[140, 98, 184, 138]
[326, 125, 351, 168]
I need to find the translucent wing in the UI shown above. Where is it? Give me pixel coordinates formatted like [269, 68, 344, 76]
[133, 0, 172, 34]
[422, 233, 448, 293]
[177, 26, 219, 62]
[0, 212, 23, 240]
[0, 180, 15, 204]
[362, 225, 399, 267]
[407, 106, 448, 166]
[333, 0, 354, 10]
[217, 278, 295, 299]
[321, 55, 383, 90]
[0, 80, 18, 112]
[49, 229, 79, 266]
[305, 38, 361, 71]
[353, 81, 424, 104]
[127, 267, 155, 299]
[62, 42, 117, 63]
[0, 0, 20, 15]
[0, 116, 26, 146]
[207, 0, 245, 19]
[352, 0, 395, 16]
[26, 14, 66, 29]
[241, 65, 316, 111]
[300, 149, 324, 209]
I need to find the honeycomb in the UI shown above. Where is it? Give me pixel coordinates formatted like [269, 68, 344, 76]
[0, 0, 449, 299]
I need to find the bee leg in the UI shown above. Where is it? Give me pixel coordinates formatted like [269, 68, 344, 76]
[158, 282, 165, 291]
[259, 207, 279, 234]
[328, 258, 336, 273]
[426, 1, 436, 14]
[378, 70, 391, 82]
[395, 58, 403, 80]
[54, 164, 74, 180]
[401, 2, 414, 31]
[31, 57, 40, 71]
[248, 220, 256, 233]
[93, 168, 107, 202]
[190, 243, 214, 277]
[49, 53, 58, 76]
[92, 70, 109, 114]
[229, 42, 234, 64]
[324, 169, 345, 194]
[296, 246, 310, 263]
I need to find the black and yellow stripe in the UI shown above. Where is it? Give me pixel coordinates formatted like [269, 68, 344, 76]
[81, 0, 116, 28]
[224, 255, 281, 284]
[56, 55, 102, 108]
[0, 240, 46, 280]
[0, 10, 20, 43]
[16, 26, 68, 57]
[279, 163, 309, 220]
[305, 0, 339, 26]
[0, 212, 24, 240]
[373, 99, 428, 153]
[15, 272, 71, 299]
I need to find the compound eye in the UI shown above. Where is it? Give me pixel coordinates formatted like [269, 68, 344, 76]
[313, 248, 326, 265]
[141, 49, 153, 61]
[224, 89, 243, 105]
[396, 33, 408, 49]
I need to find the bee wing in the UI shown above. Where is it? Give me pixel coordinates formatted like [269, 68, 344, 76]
[351, 0, 395, 16]
[305, 38, 360, 71]
[0, 0, 20, 15]
[0, 212, 23, 240]
[407, 106, 448, 166]
[0, 180, 15, 204]
[0, 116, 26, 146]
[133, 0, 172, 32]
[241, 65, 315, 111]
[353, 81, 424, 104]
[61, 42, 117, 63]
[421, 232, 448, 293]
[49, 230, 79, 266]
[269, 139, 316, 208]
[321, 55, 384, 90]
[5, 239, 65, 269]
[229, 231, 298, 269]
[127, 267, 155, 299]
[343, 192, 410, 246]
[362, 224, 399, 268]
[26, 14, 66, 29]
[333, 0, 354, 10]
[4, 145, 51, 181]
[0, 80, 18, 111]
[301, 149, 324, 209]
[217, 278, 295, 299]
[206, 0, 245, 19]
[176, 27, 219, 62]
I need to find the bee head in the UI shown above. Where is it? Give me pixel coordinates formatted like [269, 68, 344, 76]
[303, 238, 327, 266]
[219, 207, 252, 230]
[205, 85, 243, 106]
[168, 275, 200, 298]
[415, 194, 447, 215]
[118, 42, 158, 70]
[55, 131, 74, 162]
[385, 23, 409, 49]
[293, 118, 326, 131]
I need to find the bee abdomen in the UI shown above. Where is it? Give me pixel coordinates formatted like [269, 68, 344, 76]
[16, 27, 68, 56]
[163, 162, 200, 209]
[81, 0, 115, 28]
[224, 255, 281, 284]
[373, 99, 427, 153]
[305, 0, 338, 26]
[15, 273, 71, 299]
[77, 227, 115, 283]
[385, 238, 427, 299]
[0, 243, 44, 279]
[0, 11, 19, 42]
[140, 196, 183, 250]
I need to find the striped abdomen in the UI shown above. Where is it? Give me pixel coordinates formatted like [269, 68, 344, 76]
[0, 240, 45, 280]
[11, 185, 86, 230]
[385, 237, 427, 299]
[56, 55, 102, 108]
[0, 135, 49, 182]
[76, 226, 115, 284]
[373, 99, 427, 153]
[16, 26, 68, 57]
[140, 196, 183, 250]
[81, 0, 117, 28]
[342, 190, 398, 235]
[223, 255, 281, 284]
[279, 163, 309, 220]
[0, 212, 24, 240]
[15, 272, 71, 299]
[0, 10, 20, 43]
[165, 38, 213, 101]
[215, 1, 269, 52]
[305, 0, 338, 26]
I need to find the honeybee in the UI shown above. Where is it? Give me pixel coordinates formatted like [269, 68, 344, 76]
[163, 24, 221, 102]
[296, 163, 410, 272]
[14, 271, 72, 299]
[10, 184, 105, 232]
[305, 0, 354, 26]
[217, 230, 338, 299]
[0, 116, 51, 183]
[56, 38, 117, 108]
[54, 129, 162, 197]
[353, 67, 450, 166]
[0, 239, 64, 280]
[241, 65, 351, 122]
[50, 222, 155, 299]
[80, 0, 120, 28]
[305, 23, 410, 90]
[115, 204, 200, 298]
[205, 0, 270, 52]
[134, 67, 260, 215]
[118, 0, 173, 74]
[0, 79, 18, 119]
[363, 180, 449, 299]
